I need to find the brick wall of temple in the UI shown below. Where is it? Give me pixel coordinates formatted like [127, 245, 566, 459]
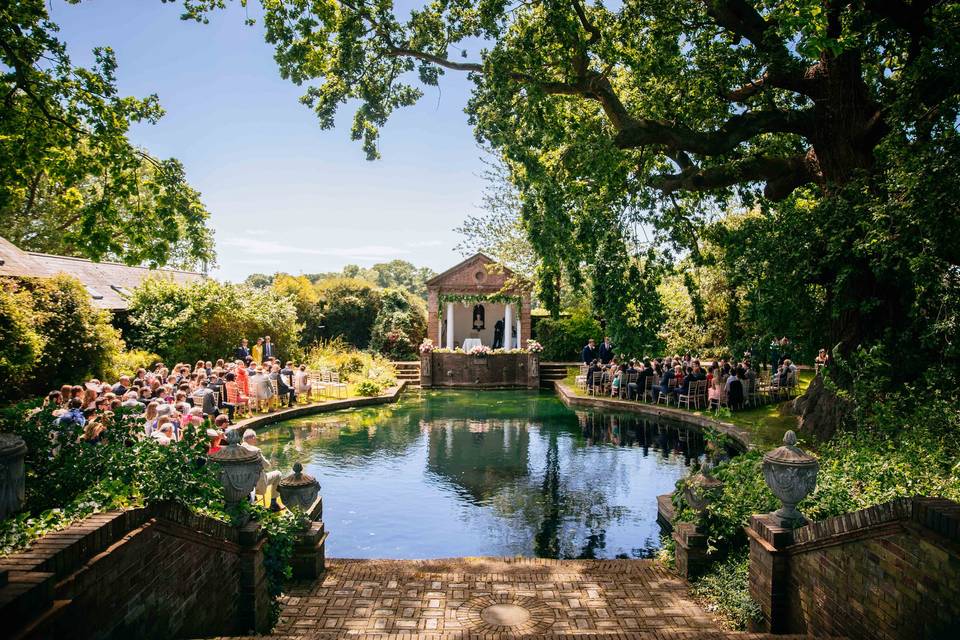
[749, 497, 959, 640]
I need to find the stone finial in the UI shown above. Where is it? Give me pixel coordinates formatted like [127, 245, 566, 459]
[279, 461, 320, 516]
[762, 430, 818, 528]
[210, 428, 262, 505]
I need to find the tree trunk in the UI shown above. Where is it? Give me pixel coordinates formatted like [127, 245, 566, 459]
[791, 373, 852, 442]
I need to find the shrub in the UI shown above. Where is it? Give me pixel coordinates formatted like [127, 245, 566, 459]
[369, 288, 427, 360]
[302, 338, 396, 387]
[534, 306, 602, 360]
[315, 277, 381, 347]
[102, 348, 160, 383]
[354, 380, 383, 397]
[0, 276, 121, 398]
[689, 551, 761, 630]
[125, 278, 299, 364]
[0, 283, 43, 399]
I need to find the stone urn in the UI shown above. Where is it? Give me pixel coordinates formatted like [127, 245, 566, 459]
[0, 434, 27, 521]
[683, 471, 724, 516]
[210, 429, 263, 506]
[762, 430, 818, 527]
[279, 462, 320, 516]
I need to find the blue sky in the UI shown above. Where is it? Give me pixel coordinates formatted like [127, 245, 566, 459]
[50, 0, 487, 281]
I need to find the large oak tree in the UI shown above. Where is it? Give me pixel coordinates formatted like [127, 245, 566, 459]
[190, 0, 958, 379]
[1, 1, 215, 269]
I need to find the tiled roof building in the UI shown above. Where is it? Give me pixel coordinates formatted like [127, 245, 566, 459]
[0, 236, 204, 310]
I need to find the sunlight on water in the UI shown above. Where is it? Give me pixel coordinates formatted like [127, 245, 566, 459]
[255, 390, 705, 559]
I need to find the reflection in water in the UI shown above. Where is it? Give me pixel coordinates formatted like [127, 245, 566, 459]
[255, 390, 704, 559]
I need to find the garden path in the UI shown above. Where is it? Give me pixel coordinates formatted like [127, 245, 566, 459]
[213, 557, 828, 639]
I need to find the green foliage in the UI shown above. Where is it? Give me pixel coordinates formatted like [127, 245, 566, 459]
[0, 1, 214, 270]
[0, 284, 43, 395]
[125, 278, 300, 364]
[315, 278, 381, 348]
[0, 276, 121, 399]
[0, 400, 300, 624]
[533, 305, 601, 361]
[102, 348, 160, 383]
[689, 551, 761, 630]
[368, 288, 427, 360]
[354, 380, 383, 397]
[272, 274, 325, 346]
[302, 338, 397, 387]
[175, 0, 960, 389]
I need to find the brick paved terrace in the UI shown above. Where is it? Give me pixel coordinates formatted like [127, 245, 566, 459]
[271, 557, 722, 638]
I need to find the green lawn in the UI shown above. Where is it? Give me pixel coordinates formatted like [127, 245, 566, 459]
[561, 368, 814, 448]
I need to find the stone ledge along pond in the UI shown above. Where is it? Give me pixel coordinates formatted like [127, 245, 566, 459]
[255, 390, 706, 560]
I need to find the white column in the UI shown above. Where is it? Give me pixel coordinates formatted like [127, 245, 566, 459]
[516, 316, 522, 347]
[504, 303, 513, 350]
[437, 302, 442, 345]
[446, 301, 455, 349]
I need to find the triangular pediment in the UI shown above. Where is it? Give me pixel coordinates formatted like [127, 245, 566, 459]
[425, 253, 519, 287]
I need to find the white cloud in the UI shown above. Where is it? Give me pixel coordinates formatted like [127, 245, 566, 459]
[220, 236, 410, 262]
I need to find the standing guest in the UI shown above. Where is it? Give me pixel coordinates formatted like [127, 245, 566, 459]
[263, 336, 275, 360]
[598, 336, 615, 364]
[252, 338, 264, 365]
[241, 430, 282, 511]
[235, 339, 251, 361]
[581, 338, 598, 364]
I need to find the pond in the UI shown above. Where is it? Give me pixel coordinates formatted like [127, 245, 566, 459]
[255, 390, 706, 559]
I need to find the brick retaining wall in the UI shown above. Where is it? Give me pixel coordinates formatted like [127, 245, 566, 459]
[0, 502, 270, 639]
[747, 496, 960, 639]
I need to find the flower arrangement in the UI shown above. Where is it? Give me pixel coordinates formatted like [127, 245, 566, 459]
[419, 339, 435, 354]
[526, 340, 543, 353]
[469, 344, 492, 356]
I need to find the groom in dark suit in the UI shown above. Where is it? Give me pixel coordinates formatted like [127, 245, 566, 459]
[234, 338, 250, 361]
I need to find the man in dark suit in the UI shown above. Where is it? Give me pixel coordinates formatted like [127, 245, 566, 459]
[581, 338, 598, 364]
[598, 336, 615, 364]
[273, 362, 296, 407]
[234, 338, 251, 361]
[263, 336, 275, 360]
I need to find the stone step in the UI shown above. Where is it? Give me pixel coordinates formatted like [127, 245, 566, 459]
[0, 570, 55, 637]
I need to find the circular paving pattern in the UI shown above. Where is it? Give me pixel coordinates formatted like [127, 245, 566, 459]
[456, 593, 555, 635]
[481, 603, 531, 626]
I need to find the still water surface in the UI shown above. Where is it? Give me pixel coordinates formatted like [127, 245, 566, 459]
[255, 390, 705, 559]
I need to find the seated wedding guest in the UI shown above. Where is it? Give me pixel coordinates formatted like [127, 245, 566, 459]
[294, 364, 312, 399]
[250, 367, 273, 409]
[708, 369, 726, 404]
[224, 372, 247, 418]
[241, 429, 282, 511]
[55, 398, 86, 430]
[586, 359, 602, 390]
[652, 367, 674, 402]
[276, 362, 296, 407]
[207, 426, 224, 455]
[43, 390, 63, 411]
[152, 421, 175, 446]
[81, 413, 109, 445]
[235, 360, 250, 396]
[112, 376, 130, 396]
[120, 390, 142, 409]
[143, 401, 159, 436]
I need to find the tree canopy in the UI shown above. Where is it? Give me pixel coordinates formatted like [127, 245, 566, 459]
[1, 0, 215, 269]
[175, 0, 958, 378]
